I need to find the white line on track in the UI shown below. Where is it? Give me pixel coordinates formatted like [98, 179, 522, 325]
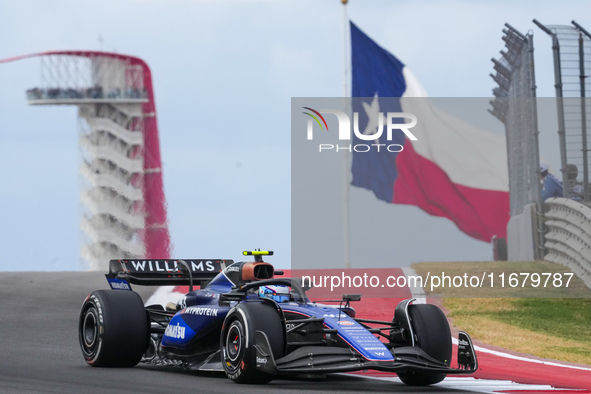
[451, 337, 591, 372]
[359, 375, 579, 393]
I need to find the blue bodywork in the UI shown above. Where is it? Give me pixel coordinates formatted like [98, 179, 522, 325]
[279, 303, 393, 361]
[159, 262, 393, 362]
[95, 255, 478, 381]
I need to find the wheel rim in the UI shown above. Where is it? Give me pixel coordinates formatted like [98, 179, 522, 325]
[83, 310, 98, 348]
[226, 322, 243, 363]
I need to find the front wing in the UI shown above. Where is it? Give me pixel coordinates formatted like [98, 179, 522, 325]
[253, 331, 478, 376]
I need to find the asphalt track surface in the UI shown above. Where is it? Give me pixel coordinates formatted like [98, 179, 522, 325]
[0, 272, 484, 393]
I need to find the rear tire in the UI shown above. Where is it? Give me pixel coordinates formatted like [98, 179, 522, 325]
[397, 304, 452, 386]
[221, 301, 285, 384]
[79, 290, 148, 367]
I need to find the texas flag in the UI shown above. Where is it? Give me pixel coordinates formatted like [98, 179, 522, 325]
[350, 22, 509, 242]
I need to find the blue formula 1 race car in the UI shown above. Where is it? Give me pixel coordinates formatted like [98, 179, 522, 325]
[78, 251, 477, 386]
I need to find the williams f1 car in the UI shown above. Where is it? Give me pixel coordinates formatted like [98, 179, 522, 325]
[79, 251, 477, 386]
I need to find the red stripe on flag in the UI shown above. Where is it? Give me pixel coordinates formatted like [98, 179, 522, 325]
[393, 140, 509, 242]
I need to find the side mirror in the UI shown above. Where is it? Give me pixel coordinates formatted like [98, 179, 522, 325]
[343, 294, 362, 302]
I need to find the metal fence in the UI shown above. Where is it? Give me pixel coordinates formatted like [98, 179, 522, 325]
[535, 21, 591, 201]
[490, 24, 545, 259]
[492, 20, 591, 263]
[490, 24, 541, 217]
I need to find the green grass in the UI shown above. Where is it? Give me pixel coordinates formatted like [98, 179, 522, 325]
[492, 298, 591, 343]
[443, 298, 591, 364]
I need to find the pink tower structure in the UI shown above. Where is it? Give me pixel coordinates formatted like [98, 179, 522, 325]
[1, 51, 171, 269]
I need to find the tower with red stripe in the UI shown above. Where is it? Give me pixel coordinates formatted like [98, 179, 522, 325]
[1, 51, 171, 269]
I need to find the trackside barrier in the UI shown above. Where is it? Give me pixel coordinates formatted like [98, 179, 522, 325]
[507, 203, 537, 262]
[544, 197, 591, 288]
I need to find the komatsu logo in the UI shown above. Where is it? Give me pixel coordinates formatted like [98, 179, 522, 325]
[164, 323, 186, 339]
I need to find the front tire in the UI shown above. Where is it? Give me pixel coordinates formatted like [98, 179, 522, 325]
[79, 290, 148, 367]
[397, 304, 452, 386]
[221, 301, 285, 384]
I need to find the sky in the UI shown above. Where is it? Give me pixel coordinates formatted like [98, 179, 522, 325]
[1, 0, 590, 271]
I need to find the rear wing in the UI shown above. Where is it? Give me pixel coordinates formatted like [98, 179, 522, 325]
[106, 259, 233, 288]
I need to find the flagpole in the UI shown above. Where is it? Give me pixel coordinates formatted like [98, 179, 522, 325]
[342, 0, 351, 269]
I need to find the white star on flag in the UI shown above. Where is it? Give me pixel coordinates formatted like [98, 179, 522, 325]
[362, 93, 382, 143]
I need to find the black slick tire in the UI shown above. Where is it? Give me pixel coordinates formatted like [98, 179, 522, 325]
[79, 290, 148, 367]
[397, 304, 452, 386]
[221, 301, 285, 384]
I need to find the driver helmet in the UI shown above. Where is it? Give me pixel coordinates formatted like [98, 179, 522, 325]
[258, 285, 290, 303]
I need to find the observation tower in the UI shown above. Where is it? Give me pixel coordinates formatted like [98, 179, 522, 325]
[1, 51, 171, 269]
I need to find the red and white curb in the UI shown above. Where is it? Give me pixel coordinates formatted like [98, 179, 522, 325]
[458, 336, 591, 373]
[359, 375, 586, 393]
